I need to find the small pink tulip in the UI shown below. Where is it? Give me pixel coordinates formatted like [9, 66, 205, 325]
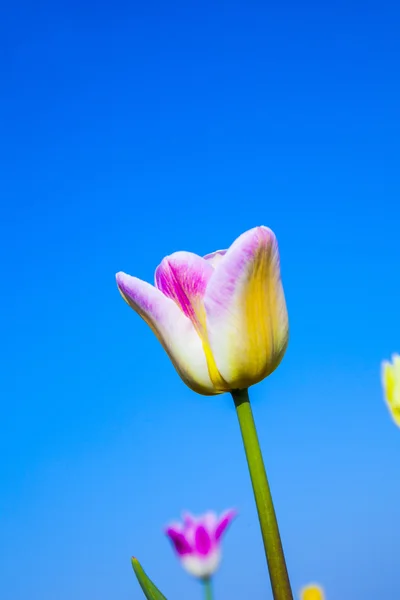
[165, 510, 236, 579]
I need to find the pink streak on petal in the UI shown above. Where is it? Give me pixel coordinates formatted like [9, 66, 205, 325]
[165, 527, 193, 556]
[215, 509, 237, 541]
[155, 252, 214, 323]
[194, 525, 212, 556]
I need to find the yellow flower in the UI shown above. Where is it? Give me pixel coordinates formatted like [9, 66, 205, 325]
[300, 583, 325, 600]
[116, 226, 288, 395]
[381, 354, 400, 426]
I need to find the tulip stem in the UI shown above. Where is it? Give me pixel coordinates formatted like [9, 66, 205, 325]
[232, 388, 293, 600]
[203, 578, 213, 600]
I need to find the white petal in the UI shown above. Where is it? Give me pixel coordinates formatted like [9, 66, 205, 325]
[116, 272, 217, 395]
[181, 549, 221, 579]
[203, 249, 227, 269]
[204, 226, 288, 389]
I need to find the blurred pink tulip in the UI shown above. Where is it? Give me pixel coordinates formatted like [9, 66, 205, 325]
[165, 510, 236, 579]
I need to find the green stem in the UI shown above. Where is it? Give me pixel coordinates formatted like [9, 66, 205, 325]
[203, 578, 213, 600]
[232, 388, 293, 600]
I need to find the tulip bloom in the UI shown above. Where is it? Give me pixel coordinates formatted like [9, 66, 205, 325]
[165, 510, 236, 579]
[116, 226, 288, 395]
[300, 584, 325, 600]
[381, 353, 400, 427]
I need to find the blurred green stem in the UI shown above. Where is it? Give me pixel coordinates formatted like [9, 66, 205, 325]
[232, 388, 293, 600]
[203, 578, 213, 600]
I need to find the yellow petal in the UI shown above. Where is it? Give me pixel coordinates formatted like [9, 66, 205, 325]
[382, 354, 400, 426]
[382, 360, 395, 405]
[204, 226, 288, 389]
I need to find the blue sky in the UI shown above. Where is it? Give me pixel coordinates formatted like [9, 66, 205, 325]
[1, 0, 400, 598]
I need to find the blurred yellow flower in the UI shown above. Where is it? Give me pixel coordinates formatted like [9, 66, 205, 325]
[381, 353, 400, 427]
[300, 583, 325, 600]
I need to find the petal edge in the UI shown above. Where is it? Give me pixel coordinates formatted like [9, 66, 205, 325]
[116, 272, 218, 395]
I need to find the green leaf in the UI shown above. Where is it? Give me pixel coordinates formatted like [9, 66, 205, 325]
[131, 557, 168, 600]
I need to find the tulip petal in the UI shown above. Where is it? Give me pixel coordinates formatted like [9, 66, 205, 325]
[382, 354, 400, 426]
[116, 272, 217, 395]
[181, 551, 221, 579]
[215, 509, 236, 541]
[203, 249, 227, 268]
[165, 527, 193, 556]
[182, 512, 196, 527]
[204, 226, 289, 389]
[195, 526, 212, 555]
[382, 360, 395, 405]
[155, 253, 229, 392]
[155, 251, 213, 326]
[201, 511, 218, 534]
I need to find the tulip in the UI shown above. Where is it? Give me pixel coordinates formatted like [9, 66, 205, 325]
[300, 584, 325, 600]
[381, 353, 400, 427]
[116, 226, 292, 600]
[165, 510, 236, 581]
[116, 226, 288, 395]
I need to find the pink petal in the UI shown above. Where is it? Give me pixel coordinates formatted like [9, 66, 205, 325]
[155, 251, 213, 329]
[182, 512, 197, 527]
[155, 253, 229, 393]
[215, 509, 237, 541]
[204, 226, 289, 389]
[165, 527, 193, 556]
[181, 512, 197, 547]
[116, 272, 217, 395]
[194, 525, 212, 556]
[201, 511, 218, 534]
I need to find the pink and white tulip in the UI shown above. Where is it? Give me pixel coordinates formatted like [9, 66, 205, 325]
[165, 510, 236, 579]
[116, 226, 288, 395]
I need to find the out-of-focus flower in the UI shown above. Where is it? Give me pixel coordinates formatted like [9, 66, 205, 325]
[116, 226, 288, 395]
[381, 353, 400, 427]
[300, 583, 325, 600]
[165, 510, 236, 579]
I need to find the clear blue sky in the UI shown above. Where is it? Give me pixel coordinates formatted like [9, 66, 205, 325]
[1, 1, 400, 599]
